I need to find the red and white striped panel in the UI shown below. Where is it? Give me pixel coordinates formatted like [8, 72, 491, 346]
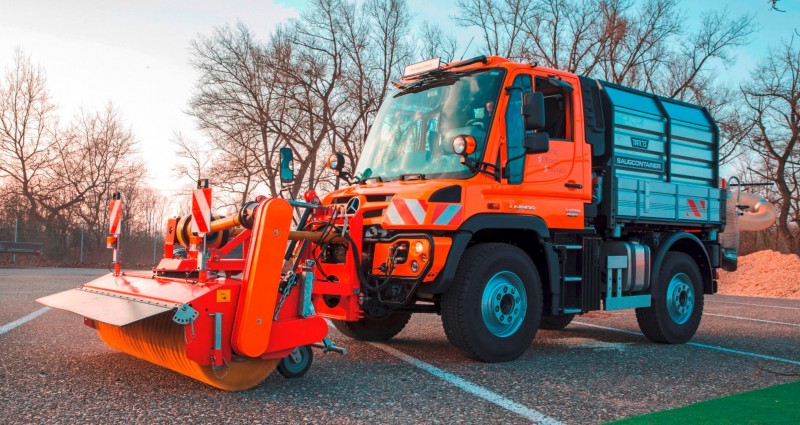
[385, 198, 428, 225]
[431, 203, 463, 226]
[191, 188, 212, 234]
[686, 199, 707, 218]
[108, 199, 122, 235]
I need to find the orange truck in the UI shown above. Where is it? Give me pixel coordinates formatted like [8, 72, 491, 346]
[39, 55, 733, 390]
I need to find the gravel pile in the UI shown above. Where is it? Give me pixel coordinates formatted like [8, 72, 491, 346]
[718, 250, 800, 299]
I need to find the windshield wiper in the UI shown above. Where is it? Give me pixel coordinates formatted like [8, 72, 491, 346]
[393, 71, 470, 97]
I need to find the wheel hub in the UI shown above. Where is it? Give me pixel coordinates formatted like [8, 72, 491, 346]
[666, 272, 694, 324]
[481, 271, 527, 337]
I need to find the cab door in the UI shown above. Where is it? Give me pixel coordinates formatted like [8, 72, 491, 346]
[500, 70, 590, 229]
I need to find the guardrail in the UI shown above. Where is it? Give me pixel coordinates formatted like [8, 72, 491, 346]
[0, 241, 43, 255]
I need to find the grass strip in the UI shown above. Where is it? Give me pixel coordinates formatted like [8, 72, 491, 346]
[609, 380, 800, 424]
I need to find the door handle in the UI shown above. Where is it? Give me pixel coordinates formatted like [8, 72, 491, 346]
[565, 182, 582, 189]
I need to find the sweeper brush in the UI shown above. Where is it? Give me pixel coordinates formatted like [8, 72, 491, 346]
[96, 313, 281, 391]
[38, 186, 346, 390]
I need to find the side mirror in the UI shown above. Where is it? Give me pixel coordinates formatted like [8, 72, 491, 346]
[524, 132, 549, 154]
[522, 92, 545, 131]
[279, 147, 294, 183]
[326, 152, 346, 173]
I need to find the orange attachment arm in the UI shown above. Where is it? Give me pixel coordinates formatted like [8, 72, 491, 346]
[231, 198, 292, 357]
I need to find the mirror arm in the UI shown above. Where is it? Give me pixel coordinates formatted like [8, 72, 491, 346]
[464, 158, 501, 182]
[336, 170, 354, 186]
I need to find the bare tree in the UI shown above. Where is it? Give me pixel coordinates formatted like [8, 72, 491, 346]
[741, 40, 800, 253]
[517, 0, 604, 72]
[663, 10, 753, 100]
[453, 0, 531, 58]
[172, 132, 215, 189]
[65, 104, 145, 246]
[418, 21, 458, 63]
[187, 0, 414, 197]
[0, 49, 57, 222]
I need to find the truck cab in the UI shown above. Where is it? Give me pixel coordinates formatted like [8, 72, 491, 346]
[310, 56, 724, 362]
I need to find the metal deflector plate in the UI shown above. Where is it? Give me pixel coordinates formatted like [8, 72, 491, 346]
[37, 288, 174, 327]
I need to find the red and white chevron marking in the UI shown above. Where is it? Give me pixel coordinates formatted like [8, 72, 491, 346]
[192, 188, 212, 234]
[386, 198, 428, 225]
[686, 199, 707, 218]
[385, 198, 464, 226]
[431, 203, 463, 225]
[108, 199, 122, 235]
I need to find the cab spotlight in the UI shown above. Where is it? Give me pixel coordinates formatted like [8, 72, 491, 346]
[326, 152, 345, 172]
[452, 135, 476, 156]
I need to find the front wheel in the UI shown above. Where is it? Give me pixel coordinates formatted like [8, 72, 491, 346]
[636, 252, 704, 343]
[331, 312, 411, 342]
[540, 314, 575, 330]
[441, 243, 542, 362]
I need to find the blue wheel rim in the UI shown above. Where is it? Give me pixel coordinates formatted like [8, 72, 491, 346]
[666, 273, 694, 324]
[284, 347, 310, 374]
[481, 271, 527, 337]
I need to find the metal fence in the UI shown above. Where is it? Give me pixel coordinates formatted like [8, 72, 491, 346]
[0, 217, 164, 267]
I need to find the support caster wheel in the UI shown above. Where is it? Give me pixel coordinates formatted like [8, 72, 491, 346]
[278, 345, 313, 378]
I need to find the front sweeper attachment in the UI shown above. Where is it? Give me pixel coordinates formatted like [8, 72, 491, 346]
[96, 313, 280, 391]
[38, 194, 337, 391]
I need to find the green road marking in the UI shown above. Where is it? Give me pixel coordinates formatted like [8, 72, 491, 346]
[609, 380, 800, 424]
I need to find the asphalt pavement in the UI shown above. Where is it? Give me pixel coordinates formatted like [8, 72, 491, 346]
[1, 267, 799, 424]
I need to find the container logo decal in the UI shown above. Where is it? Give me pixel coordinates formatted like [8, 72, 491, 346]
[631, 138, 649, 149]
[386, 199, 428, 225]
[615, 155, 664, 172]
[432, 204, 463, 225]
[686, 199, 707, 217]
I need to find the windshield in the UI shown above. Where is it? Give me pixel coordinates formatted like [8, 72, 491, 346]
[355, 69, 505, 181]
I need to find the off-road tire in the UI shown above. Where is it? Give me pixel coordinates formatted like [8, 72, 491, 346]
[331, 312, 412, 342]
[441, 243, 542, 362]
[540, 314, 575, 330]
[636, 251, 704, 343]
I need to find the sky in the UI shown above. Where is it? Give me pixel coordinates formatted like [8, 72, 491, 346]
[0, 0, 798, 196]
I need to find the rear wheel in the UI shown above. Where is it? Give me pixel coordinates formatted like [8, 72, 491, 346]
[441, 243, 542, 362]
[540, 314, 575, 330]
[636, 252, 704, 343]
[331, 312, 411, 342]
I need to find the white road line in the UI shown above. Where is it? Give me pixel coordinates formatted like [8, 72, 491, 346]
[705, 313, 800, 328]
[573, 321, 800, 366]
[370, 343, 562, 425]
[708, 300, 800, 311]
[0, 307, 50, 335]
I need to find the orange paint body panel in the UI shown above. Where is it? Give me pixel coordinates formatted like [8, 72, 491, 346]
[232, 198, 292, 358]
[263, 317, 328, 359]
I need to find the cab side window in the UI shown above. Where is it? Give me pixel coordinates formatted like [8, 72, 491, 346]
[535, 77, 572, 140]
[505, 74, 532, 184]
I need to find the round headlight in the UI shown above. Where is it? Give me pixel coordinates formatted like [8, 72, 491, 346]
[414, 241, 424, 254]
[452, 136, 466, 155]
[410, 260, 420, 273]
